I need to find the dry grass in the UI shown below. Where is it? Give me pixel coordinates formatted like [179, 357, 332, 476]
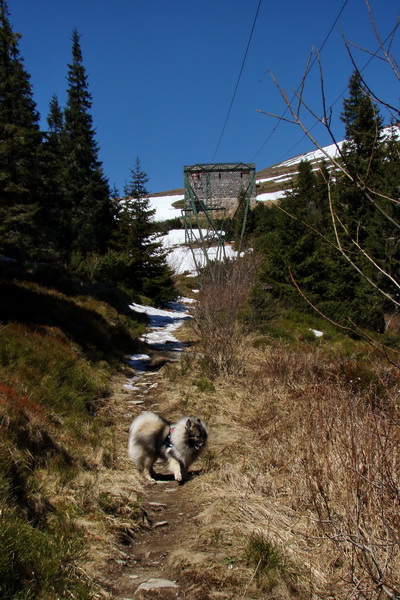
[160, 338, 400, 599]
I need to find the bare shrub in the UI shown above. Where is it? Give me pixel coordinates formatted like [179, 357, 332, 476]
[187, 337, 400, 598]
[190, 253, 259, 375]
[301, 383, 400, 599]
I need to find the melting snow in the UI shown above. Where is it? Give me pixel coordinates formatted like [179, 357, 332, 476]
[125, 298, 194, 375]
[159, 228, 237, 276]
[129, 299, 192, 351]
[310, 328, 324, 337]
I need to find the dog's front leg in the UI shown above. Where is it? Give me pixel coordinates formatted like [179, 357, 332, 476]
[167, 455, 183, 481]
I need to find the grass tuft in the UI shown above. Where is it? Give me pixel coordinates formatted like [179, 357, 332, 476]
[245, 533, 299, 592]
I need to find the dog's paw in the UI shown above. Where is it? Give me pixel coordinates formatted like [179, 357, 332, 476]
[143, 471, 157, 483]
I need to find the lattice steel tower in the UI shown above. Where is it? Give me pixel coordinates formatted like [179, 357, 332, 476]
[183, 163, 256, 272]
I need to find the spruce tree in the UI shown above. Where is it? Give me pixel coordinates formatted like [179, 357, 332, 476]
[328, 69, 387, 329]
[115, 157, 175, 304]
[39, 94, 68, 257]
[254, 161, 325, 301]
[377, 125, 400, 288]
[339, 69, 384, 237]
[47, 94, 64, 140]
[0, 0, 42, 259]
[122, 157, 156, 258]
[62, 29, 114, 258]
[341, 70, 383, 176]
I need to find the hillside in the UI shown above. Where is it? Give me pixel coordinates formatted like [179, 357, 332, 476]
[1, 226, 399, 600]
[154, 127, 398, 207]
[149, 138, 344, 211]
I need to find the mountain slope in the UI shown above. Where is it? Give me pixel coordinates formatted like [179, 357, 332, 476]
[151, 125, 398, 214]
[152, 139, 344, 206]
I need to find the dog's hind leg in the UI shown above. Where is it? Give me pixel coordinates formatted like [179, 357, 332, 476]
[141, 456, 157, 482]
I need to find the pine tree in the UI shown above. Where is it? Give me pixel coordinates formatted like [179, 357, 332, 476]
[341, 70, 383, 176]
[39, 94, 68, 257]
[0, 0, 42, 259]
[327, 69, 387, 329]
[62, 29, 114, 258]
[253, 162, 325, 300]
[339, 70, 384, 237]
[47, 94, 64, 140]
[115, 157, 175, 304]
[122, 157, 156, 257]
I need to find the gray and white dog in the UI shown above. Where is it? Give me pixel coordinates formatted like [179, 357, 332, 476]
[128, 411, 208, 482]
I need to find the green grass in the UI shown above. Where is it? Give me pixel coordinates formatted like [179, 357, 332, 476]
[245, 532, 299, 593]
[0, 323, 106, 423]
[0, 274, 148, 599]
[0, 508, 92, 600]
[193, 377, 216, 392]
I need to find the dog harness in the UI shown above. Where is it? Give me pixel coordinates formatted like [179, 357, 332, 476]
[164, 426, 175, 448]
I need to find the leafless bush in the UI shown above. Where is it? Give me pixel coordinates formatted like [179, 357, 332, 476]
[172, 328, 400, 597]
[190, 252, 259, 375]
[300, 371, 400, 598]
[222, 342, 400, 597]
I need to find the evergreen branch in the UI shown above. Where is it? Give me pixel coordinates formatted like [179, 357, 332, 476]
[288, 267, 353, 333]
[326, 183, 400, 308]
[279, 184, 400, 310]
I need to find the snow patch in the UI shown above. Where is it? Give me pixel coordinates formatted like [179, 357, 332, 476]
[149, 194, 183, 221]
[256, 190, 287, 202]
[310, 328, 324, 338]
[128, 298, 192, 350]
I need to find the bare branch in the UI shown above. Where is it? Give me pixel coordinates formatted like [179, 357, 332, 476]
[365, 0, 400, 81]
[341, 31, 400, 119]
[326, 184, 400, 308]
[296, 48, 315, 117]
[256, 109, 298, 126]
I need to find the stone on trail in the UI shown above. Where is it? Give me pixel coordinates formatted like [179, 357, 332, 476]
[134, 578, 179, 593]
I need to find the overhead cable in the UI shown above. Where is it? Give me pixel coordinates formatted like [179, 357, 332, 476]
[252, 0, 350, 161]
[268, 18, 400, 166]
[211, 0, 262, 162]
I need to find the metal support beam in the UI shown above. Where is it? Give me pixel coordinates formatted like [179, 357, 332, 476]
[182, 163, 256, 273]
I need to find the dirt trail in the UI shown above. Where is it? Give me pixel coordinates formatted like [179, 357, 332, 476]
[96, 365, 214, 600]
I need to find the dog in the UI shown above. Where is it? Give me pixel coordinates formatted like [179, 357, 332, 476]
[128, 411, 208, 482]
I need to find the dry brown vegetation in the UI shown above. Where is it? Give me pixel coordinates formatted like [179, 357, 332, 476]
[2, 265, 399, 600]
[158, 329, 400, 599]
[145, 255, 400, 599]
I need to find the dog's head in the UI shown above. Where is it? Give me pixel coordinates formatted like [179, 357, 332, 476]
[185, 417, 208, 452]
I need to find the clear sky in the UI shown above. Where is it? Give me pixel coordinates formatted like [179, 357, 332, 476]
[8, 0, 399, 194]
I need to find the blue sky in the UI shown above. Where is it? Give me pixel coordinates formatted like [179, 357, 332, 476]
[9, 0, 399, 194]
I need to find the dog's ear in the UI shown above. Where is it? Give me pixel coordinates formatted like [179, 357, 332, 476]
[186, 418, 192, 430]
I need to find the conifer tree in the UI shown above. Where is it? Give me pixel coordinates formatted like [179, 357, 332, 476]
[0, 0, 42, 259]
[338, 70, 384, 237]
[341, 70, 383, 176]
[39, 94, 68, 257]
[122, 157, 156, 258]
[47, 94, 64, 140]
[257, 161, 327, 299]
[115, 157, 175, 304]
[337, 69, 389, 307]
[62, 29, 114, 258]
[377, 125, 400, 287]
